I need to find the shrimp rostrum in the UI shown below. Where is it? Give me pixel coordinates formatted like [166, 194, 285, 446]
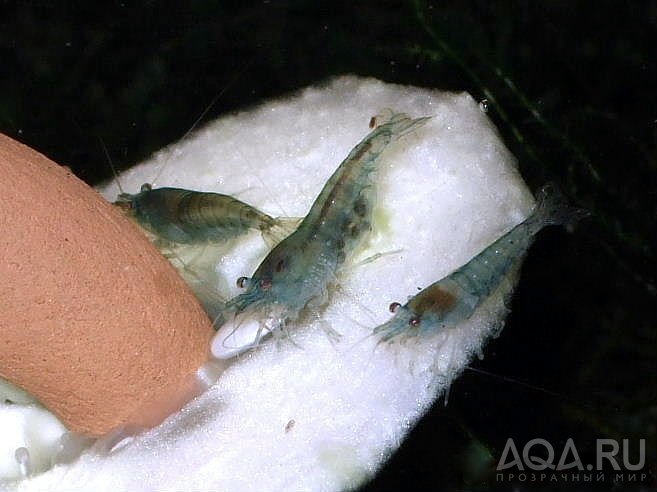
[374, 183, 588, 343]
[212, 111, 430, 358]
[114, 184, 298, 248]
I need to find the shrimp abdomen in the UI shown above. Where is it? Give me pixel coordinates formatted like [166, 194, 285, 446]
[448, 183, 588, 303]
[177, 191, 268, 242]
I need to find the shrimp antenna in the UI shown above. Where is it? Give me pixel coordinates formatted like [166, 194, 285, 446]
[235, 147, 290, 217]
[151, 58, 255, 186]
[234, 145, 291, 218]
[342, 311, 390, 357]
[338, 320, 385, 390]
[464, 365, 562, 398]
[336, 246, 409, 353]
[333, 248, 405, 324]
[441, 338, 460, 407]
[98, 136, 124, 195]
[332, 284, 378, 324]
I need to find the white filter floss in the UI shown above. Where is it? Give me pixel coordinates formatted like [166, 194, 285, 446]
[9, 76, 533, 491]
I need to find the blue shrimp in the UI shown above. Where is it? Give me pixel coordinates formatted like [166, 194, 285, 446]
[374, 183, 588, 342]
[212, 111, 431, 358]
[114, 184, 299, 248]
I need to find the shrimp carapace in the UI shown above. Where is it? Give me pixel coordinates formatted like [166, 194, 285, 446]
[374, 183, 589, 342]
[212, 111, 430, 358]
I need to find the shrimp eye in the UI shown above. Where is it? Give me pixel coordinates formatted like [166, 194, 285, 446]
[259, 278, 272, 290]
[236, 276, 249, 288]
[408, 316, 421, 328]
[140, 183, 153, 192]
[389, 302, 401, 313]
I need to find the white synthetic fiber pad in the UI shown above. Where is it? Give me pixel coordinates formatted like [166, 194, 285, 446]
[14, 76, 533, 491]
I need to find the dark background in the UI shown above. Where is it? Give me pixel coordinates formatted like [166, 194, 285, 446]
[1, 1, 655, 490]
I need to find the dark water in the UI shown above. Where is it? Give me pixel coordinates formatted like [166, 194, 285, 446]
[1, 2, 654, 490]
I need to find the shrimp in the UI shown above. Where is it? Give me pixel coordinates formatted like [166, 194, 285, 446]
[114, 185, 298, 322]
[114, 184, 299, 248]
[211, 111, 431, 358]
[374, 183, 589, 342]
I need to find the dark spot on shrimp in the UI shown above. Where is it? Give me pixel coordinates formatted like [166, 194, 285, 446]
[409, 316, 421, 328]
[408, 284, 457, 315]
[336, 238, 345, 250]
[350, 141, 373, 162]
[389, 302, 401, 313]
[346, 222, 359, 238]
[369, 116, 376, 128]
[275, 258, 286, 273]
[353, 198, 367, 217]
[341, 218, 352, 233]
[259, 278, 272, 290]
[285, 419, 295, 433]
[236, 276, 249, 288]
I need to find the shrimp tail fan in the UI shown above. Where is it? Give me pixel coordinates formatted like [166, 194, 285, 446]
[530, 182, 590, 233]
[262, 217, 303, 248]
[370, 109, 431, 140]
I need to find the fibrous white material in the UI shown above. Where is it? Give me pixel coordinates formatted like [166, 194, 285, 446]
[0, 403, 66, 482]
[12, 76, 533, 491]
